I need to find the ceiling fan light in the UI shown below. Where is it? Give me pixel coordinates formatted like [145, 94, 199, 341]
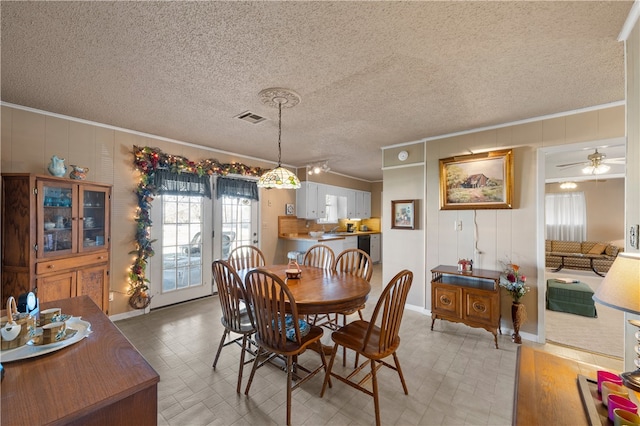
[582, 164, 610, 175]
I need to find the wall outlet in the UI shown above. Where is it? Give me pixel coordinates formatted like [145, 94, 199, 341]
[109, 291, 114, 302]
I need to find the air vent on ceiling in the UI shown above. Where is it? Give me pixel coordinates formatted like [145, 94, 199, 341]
[235, 111, 267, 124]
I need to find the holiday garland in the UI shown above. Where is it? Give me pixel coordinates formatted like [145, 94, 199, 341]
[129, 145, 268, 306]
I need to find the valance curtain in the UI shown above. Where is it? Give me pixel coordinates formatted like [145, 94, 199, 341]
[216, 177, 259, 201]
[545, 192, 587, 241]
[154, 169, 212, 198]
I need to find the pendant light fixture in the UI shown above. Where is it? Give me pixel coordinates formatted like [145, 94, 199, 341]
[257, 88, 301, 189]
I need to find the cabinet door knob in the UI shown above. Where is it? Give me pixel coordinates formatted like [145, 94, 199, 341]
[48, 265, 55, 269]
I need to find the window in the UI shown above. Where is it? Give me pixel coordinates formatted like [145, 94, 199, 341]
[545, 192, 587, 241]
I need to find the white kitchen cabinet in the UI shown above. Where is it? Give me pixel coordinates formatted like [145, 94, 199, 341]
[363, 191, 371, 218]
[354, 190, 371, 219]
[296, 182, 319, 219]
[342, 236, 358, 251]
[370, 233, 381, 263]
[346, 190, 356, 218]
[297, 182, 370, 220]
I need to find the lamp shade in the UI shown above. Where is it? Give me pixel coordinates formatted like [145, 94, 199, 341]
[257, 166, 301, 189]
[593, 253, 640, 315]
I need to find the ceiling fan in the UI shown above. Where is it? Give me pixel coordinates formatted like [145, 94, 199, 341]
[555, 148, 625, 175]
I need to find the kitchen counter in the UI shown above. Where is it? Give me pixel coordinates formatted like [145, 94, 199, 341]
[279, 231, 380, 242]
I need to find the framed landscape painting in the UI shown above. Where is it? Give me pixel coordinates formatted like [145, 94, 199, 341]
[439, 149, 513, 210]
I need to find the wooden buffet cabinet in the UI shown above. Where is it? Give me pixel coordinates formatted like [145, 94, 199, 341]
[1, 296, 159, 425]
[1, 174, 111, 313]
[430, 265, 502, 348]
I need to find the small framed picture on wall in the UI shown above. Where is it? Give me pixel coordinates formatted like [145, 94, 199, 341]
[391, 200, 416, 230]
[285, 203, 295, 215]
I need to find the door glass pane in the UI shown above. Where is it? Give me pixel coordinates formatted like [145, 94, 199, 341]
[43, 185, 73, 253]
[161, 195, 203, 293]
[221, 197, 254, 258]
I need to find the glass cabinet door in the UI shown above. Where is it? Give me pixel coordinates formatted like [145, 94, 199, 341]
[39, 181, 77, 257]
[79, 186, 110, 252]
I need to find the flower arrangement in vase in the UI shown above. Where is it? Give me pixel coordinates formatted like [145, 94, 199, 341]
[499, 261, 530, 343]
[499, 263, 530, 303]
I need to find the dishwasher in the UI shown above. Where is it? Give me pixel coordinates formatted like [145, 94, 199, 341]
[357, 234, 371, 255]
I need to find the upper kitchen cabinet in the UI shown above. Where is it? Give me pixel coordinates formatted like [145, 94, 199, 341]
[354, 190, 371, 219]
[2, 174, 111, 312]
[297, 182, 371, 220]
[297, 182, 320, 219]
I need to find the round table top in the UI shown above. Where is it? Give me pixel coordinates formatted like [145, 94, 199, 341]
[239, 264, 371, 315]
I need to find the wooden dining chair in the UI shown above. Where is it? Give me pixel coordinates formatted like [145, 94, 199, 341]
[243, 268, 330, 426]
[302, 244, 335, 269]
[332, 248, 373, 364]
[211, 259, 257, 393]
[320, 269, 413, 426]
[228, 245, 266, 271]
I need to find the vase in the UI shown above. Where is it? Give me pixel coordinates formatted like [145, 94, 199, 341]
[511, 301, 527, 344]
[47, 155, 67, 177]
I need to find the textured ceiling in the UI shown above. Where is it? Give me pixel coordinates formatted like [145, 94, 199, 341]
[1, 1, 633, 181]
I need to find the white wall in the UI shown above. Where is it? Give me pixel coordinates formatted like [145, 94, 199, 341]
[382, 165, 426, 310]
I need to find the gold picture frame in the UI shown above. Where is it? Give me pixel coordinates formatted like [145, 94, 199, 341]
[391, 199, 416, 229]
[439, 149, 513, 210]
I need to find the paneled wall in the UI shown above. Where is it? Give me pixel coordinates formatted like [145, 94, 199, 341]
[0, 105, 294, 316]
[383, 105, 626, 339]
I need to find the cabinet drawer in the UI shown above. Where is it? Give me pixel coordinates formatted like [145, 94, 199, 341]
[432, 285, 462, 317]
[36, 252, 109, 275]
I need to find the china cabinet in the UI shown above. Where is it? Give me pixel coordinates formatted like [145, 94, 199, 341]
[430, 265, 501, 348]
[1, 174, 111, 313]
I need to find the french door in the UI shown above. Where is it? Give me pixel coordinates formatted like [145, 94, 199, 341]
[149, 194, 213, 308]
[213, 195, 260, 261]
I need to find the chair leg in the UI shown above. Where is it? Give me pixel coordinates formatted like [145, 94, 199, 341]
[236, 334, 248, 394]
[320, 343, 339, 397]
[212, 329, 230, 369]
[392, 352, 409, 395]
[244, 346, 264, 396]
[370, 358, 381, 426]
[286, 355, 293, 426]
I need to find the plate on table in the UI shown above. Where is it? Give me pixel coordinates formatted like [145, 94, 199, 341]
[0, 317, 92, 363]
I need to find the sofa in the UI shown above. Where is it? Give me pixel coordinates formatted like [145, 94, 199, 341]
[545, 240, 621, 276]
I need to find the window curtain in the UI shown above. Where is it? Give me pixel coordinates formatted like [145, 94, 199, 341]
[154, 169, 212, 198]
[216, 177, 259, 201]
[545, 192, 587, 241]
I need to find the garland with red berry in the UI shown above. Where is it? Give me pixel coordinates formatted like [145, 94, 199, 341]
[129, 145, 267, 308]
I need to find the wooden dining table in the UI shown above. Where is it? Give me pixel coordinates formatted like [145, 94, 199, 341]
[237, 264, 371, 316]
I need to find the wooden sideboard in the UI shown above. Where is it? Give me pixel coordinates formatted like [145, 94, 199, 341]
[1, 296, 159, 425]
[514, 345, 638, 425]
[430, 265, 502, 348]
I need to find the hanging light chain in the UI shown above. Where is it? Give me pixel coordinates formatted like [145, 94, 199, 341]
[277, 101, 282, 167]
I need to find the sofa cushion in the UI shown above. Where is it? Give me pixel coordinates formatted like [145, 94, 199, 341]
[551, 240, 581, 253]
[587, 243, 607, 255]
[605, 245, 621, 257]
